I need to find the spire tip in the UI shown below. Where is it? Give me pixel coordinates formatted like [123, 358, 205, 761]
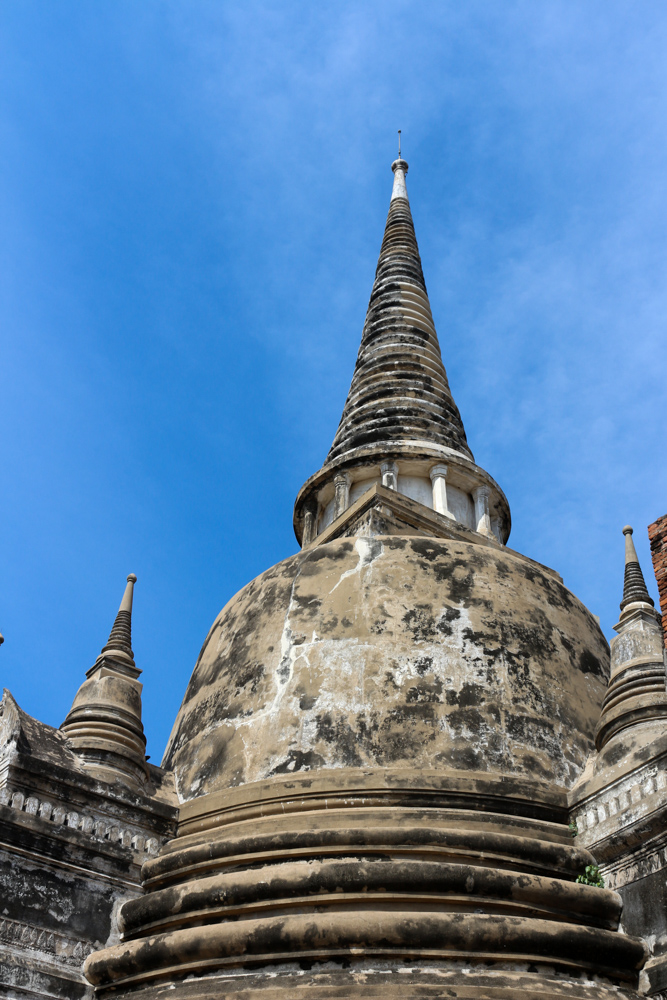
[623, 525, 633, 536]
[127, 573, 137, 584]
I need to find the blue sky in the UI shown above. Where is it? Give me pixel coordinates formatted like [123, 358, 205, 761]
[1, 1, 665, 761]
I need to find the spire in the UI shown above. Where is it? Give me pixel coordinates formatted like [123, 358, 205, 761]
[595, 526, 666, 752]
[326, 156, 472, 466]
[293, 152, 511, 548]
[61, 574, 147, 786]
[620, 526, 654, 610]
[99, 573, 137, 667]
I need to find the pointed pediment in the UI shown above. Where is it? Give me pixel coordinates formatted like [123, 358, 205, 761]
[308, 483, 495, 549]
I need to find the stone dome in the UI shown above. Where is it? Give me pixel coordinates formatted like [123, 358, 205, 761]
[164, 534, 608, 803]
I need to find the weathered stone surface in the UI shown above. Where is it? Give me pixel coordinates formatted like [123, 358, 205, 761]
[86, 762, 647, 995]
[77, 966, 651, 999]
[164, 535, 607, 799]
[0, 677, 178, 997]
[85, 528, 643, 997]
[569, 523, 667, 998]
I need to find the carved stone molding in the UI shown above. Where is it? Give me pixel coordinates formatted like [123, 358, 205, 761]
[571, 762, 667, 847]
[601, 834, 667, 890]
[0, 915, 92, 968]
[0, 786, 162, 857]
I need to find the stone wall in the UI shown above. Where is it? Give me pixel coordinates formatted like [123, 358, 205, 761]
[0, 690, 178, 999]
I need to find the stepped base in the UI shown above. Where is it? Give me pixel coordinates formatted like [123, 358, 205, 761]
[96, 964, 643, 999]
[85, 770, 647, 999]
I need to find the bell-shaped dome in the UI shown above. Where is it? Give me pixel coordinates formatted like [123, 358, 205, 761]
[163, 535, 607, 801]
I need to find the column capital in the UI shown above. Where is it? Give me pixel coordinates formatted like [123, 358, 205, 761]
[472, 483, 490, 501]
[380, 461, 398, 490]
[429, 464, 448, 482]
[430, 465, 453, 518]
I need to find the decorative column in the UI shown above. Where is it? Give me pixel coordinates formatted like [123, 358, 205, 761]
[429, 464, 454, 518]
[333, 472, 351, 519]
[380, 461, 398, 491]
[302, 500, 318, 547]
[473, 484, 493, 537]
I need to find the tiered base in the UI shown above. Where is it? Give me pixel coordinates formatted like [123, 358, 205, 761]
[89, 966, 645, 1000]
[84, 769, 647, 998]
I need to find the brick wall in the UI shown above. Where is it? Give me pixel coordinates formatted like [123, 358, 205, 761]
[648, 513, 667, 643]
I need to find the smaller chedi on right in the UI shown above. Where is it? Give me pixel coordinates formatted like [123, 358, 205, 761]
[571, 514, 667, 999]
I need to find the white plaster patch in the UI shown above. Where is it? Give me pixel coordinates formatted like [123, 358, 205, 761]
[329, 537, 382, 595]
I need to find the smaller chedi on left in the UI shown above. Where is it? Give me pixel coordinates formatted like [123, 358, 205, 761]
[0, 576, 178, 1000]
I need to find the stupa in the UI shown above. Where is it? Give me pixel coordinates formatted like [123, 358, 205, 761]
[80, 154, 654, 998]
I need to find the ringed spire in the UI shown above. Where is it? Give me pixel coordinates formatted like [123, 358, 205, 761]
[620, 526, 654, 610]
[293, 152, 510, 548]
[61, 573, 148, 786]
[326, 151, 471, 465]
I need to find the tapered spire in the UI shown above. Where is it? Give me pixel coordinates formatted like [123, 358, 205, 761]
[99, 573, 137, 666]
[293, 153, 510, 548]
[61, 574, 147, 786]
[620, 526, 654, 610]
[326, 157, 472, 465]
[595, 526, 665, 751]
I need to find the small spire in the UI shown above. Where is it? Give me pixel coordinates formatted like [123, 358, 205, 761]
[596, 525, 665, 750]
[61, 572, 147, 786]
[398, 129, 401, 159]
[99, 574, 137, 667]
[620, 526, 654, 610]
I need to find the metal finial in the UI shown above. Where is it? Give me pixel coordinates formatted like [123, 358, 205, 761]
[398, 130, 401, 159]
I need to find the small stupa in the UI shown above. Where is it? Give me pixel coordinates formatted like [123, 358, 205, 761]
[61, 574, 148, 786]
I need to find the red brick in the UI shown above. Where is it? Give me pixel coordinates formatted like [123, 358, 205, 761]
[648, 513, 667, 644]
